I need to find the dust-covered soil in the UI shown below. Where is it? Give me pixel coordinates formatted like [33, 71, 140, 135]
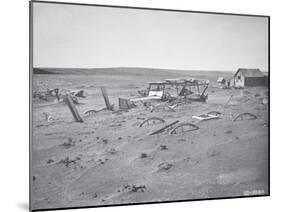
[31, 69, 269, 210]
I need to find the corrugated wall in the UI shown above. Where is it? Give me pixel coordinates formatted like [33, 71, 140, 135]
[244, 77, 267, 86]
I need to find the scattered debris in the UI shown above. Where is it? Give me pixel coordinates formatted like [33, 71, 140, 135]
[33, 87, 60, 101]
[159, 145, 168, 150]
[149, 120, 179, 135]
[57, 156, 77, 168]
[207, 150, 220, 158]
[121, 185, 146, 193]
[139, 117, 166, 127]
[169, 122, 199, 134]
[107, 148, 117, 154]
[192, 113, 220, 121]
[140, 153, 148, 158]
[158, 162, 173, 171]
[47, 159, 54, 164]
[61, 138, 75, 148]
[33, 86, 87, 105]
[101, 138, 108, 144]
[96, 159, 105, 165]
[233, 112, 258, 121]
[78, 131, 94, 136]
[71, 90, 86, 98]
[150, 103, 177, 112]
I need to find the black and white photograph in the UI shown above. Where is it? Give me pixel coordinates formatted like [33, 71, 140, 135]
[30, 1, 269, 211]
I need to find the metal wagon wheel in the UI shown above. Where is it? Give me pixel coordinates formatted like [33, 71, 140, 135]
[139, 117, 166, 127]
[233, 112, 258, 121]
[169, 122, 199, 134]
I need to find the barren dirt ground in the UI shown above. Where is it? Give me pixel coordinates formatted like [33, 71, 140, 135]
[31, 72, 268, 210]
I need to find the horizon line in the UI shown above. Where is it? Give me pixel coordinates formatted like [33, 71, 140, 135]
[32, 66, 268, 73]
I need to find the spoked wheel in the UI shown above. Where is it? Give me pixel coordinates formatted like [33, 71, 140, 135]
[139, 117, 166, 127]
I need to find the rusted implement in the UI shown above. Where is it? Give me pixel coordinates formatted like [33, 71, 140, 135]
[233, 113, 258, 121]
[188, 84, 209, 102]
[139, 117, 166, 127]
[65, 95, 83, 123]
[84, 107, 107, 115]
[149, 120, 179, 135]
[119, 98, 136, 110]
[101, 87, 114, 111]
[169, 122, 199, 134]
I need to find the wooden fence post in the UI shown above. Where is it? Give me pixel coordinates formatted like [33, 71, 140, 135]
[65, 95, 83, 123]
[101, 87, 113, 110]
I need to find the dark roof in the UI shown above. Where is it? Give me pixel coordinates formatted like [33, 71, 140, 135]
[234, 68, 264, 78]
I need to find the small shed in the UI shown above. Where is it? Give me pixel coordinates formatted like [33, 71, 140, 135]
[217, 77, 226, 85]
[233, 68, 266, 88]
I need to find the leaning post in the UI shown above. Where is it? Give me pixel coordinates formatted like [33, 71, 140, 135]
[101, 87, 113, 111]
[65, 95, 83, 123]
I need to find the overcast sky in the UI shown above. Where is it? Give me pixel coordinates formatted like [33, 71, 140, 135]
[33, 2, 268, 71]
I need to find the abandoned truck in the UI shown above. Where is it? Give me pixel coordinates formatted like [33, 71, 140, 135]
[130, 78, 210, 103]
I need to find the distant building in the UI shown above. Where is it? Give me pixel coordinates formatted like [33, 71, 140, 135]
[217, 77, 226, 85]
[233, 68, 267, 88]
